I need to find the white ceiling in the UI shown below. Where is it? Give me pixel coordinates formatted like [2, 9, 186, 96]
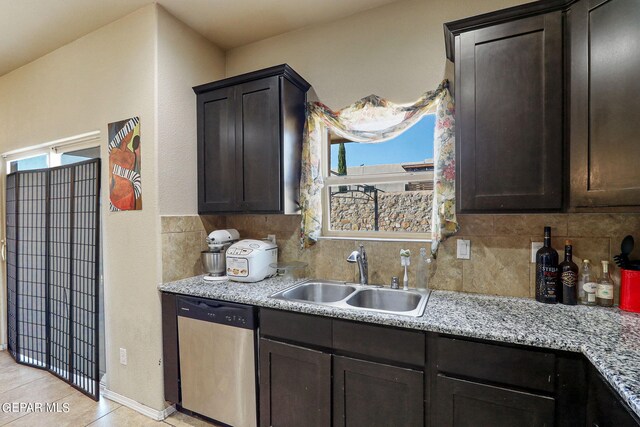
[0, 0, 401, 77]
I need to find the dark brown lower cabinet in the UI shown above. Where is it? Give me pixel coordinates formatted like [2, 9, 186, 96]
[433, 374, 555, 427]
[333, 356, 423, 427]
[162, 302, 640, 426]
[259, 338, 331, 427]
[587, 366, 640, 427]
[161, 292, 180, 404]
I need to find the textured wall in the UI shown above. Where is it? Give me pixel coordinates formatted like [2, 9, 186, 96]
[0, 5, 165, 409]
[0, 4, 226, 412]
[157, 6, 225, 216]
[225, 0, 530, 108]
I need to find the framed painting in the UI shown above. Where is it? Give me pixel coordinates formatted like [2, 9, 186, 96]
[108, 117, 141, 211]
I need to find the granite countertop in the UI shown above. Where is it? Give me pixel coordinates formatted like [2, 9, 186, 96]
[159, 275, 640, 418]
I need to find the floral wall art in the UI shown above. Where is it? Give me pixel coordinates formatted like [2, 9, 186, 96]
[108, 117, 142, 211]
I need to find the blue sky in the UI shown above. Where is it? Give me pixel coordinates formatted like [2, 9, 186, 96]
[12, 154, 48, 172]
[330, 114, 435, 169]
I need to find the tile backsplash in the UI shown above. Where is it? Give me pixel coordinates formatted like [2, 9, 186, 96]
[160, 215, 226, 282]
[161, 213, 640, 301]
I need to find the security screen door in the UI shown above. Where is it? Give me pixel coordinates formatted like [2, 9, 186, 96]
[6, 159, 101, 400]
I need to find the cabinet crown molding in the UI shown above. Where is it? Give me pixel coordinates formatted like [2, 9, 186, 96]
[193, 64, 311, 94]
[443, 0, 576, 61]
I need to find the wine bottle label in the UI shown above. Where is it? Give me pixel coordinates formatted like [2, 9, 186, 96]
[561, 271, 577, 287]
[583, 282, 597, 293]
[597, 284, 613, 299]
[536, 264, 558, 300]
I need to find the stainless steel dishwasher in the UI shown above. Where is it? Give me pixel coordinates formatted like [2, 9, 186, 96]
[177, 296, 257, 427]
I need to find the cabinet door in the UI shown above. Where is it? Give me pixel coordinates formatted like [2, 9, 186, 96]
[456, 12, 563, 212]
[333, 355, 423, 427]
[197, 86, 238, 213]
[569, 0, 640, 208]
[236, 76, 282, 212]
[161, 293, 180, 403]
[586, 366, 640, 427]
[433, 375, 555, 427]
[259, 339, 330, 427]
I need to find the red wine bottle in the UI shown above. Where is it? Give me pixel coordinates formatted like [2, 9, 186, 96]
[536, 227, 559, 304]
[559, 240, 578, 305]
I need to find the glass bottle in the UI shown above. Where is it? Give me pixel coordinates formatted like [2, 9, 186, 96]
[535, 226, 559, 304]
[578, 260, 597, 306]
[415, 248, 431, 291]
[596, 260, 614, 307]
[559, 240, 579, 305]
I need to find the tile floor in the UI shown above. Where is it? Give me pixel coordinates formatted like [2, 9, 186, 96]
[0, 351, 216, 426]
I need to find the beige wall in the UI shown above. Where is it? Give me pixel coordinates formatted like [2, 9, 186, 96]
[0, 3, 225, 410]
[225, 0, 529, 108]
[157, 6, 225, 216]
[0, 5, 164, 411]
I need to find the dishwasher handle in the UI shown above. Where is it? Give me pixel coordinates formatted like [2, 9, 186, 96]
[177, 296, 256, 330]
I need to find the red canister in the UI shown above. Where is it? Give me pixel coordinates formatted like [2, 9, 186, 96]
[619, 269, 640, 313]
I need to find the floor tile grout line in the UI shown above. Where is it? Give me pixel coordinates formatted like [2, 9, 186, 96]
[84, 404, 126, 427]
[0, 373, 53, 397]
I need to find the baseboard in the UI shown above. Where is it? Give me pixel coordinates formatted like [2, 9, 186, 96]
[100, 387, 176, 421]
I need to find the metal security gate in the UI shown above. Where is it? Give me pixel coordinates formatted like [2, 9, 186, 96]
[6, 159, 101, 400]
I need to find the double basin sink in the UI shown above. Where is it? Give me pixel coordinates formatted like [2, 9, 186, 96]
[270, 279, 429, 317]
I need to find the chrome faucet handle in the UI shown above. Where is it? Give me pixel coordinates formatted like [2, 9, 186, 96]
[346, 250, 361, 263]
[359, 244, 367, 261]
[390, 276, 399, 289]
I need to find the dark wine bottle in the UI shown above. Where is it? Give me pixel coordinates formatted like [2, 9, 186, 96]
[559, 240, 579, 305]
[536, 226, 559, 304]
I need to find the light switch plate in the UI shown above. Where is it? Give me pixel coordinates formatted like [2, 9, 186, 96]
[456, 239, 471, 260]
[531, 242, 543, 263]
[119, 348, 127, 365]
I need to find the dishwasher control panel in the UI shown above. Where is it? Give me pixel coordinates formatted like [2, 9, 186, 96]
[177, 296, 256, 330]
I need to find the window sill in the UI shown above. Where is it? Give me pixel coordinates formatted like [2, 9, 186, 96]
[317, 235, 431, 243]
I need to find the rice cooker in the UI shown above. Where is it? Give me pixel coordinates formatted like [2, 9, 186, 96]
[226, 239, 278, 282]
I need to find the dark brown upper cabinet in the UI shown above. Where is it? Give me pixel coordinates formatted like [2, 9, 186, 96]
[446, 0, 640, 213]
[568, 0, 640, 209]
[447, 10, 564, 213]
[194, 64, 310, 214]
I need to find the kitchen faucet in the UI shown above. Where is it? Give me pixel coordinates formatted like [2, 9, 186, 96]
[347, 244, 368, 285]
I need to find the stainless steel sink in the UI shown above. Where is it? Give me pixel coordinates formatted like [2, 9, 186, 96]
[346, 288, 423, 312]
[280, 281, 357, 303]
[270, 279, 429, 317]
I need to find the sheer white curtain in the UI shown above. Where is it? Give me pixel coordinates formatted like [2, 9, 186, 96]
[299, 80, 458, 255]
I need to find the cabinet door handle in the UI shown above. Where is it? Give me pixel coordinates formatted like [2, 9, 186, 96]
[1, 239, 5, 262]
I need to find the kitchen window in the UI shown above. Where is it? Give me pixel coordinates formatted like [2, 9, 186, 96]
[3, 131, 101, 174]
[301, 82, 456, 251]
[321, 114, 435, 241]
[7, 154, 49, 173]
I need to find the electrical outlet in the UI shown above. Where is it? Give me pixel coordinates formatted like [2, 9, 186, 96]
[531, 242, 543, 263]
[456, 239, 471, 260]
[267, 234, 276, 245]
[119, 348, 127, 365]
